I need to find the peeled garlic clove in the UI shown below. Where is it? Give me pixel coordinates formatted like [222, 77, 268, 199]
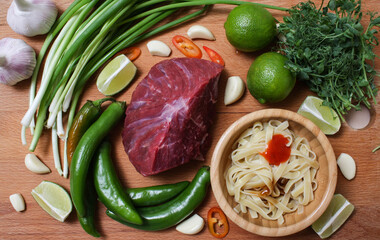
[187, 25, 215, 40]
[276, 23, 287, 43]
[0, 38, 36, 85]
[147, 40, 171, 57]
[337, 153, 356, 180]
[10, 193, 26, 212]
[25, 153, 51, 174]
[224, 76, 245, 105]
[176, 214, 204, 235]
[7, 0, 58, 37]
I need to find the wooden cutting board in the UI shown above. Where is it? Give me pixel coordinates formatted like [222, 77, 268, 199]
[1, 0, 379, 239]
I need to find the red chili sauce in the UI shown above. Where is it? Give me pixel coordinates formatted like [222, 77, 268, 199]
[260, 134, 291, 165]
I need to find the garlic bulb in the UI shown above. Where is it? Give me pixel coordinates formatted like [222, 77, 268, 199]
[0, 38, 36, 85]
[7, 0, 58, 37]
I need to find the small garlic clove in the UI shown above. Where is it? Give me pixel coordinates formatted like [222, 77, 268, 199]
[187, 25, 216, 40]
[337, 153, 356, 180]
[9, 193, 26, 212]
[25, 153, 51, 174]
[176, 214, 204, 235]
[147, 40, 171, 57]
[276, 23, 287, 43]
[224, 76, 245, 105]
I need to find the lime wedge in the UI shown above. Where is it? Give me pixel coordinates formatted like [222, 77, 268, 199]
[298, 96, 341, 135]
[31, 181, 72, 222]
[312, 194, 354, 239]
[96, 54, 137, 96]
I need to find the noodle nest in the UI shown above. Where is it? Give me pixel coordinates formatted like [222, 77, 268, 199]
[225, 120, 319, 224]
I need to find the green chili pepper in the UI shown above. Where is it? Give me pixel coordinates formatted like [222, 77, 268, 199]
[67, 98, 114, 165]
[78, 170, 100, 238]
[107, 166, 210, 231]
[127, 181, 189, 207]
[70, 101, 126, 218]
[94, 141, 143, 225]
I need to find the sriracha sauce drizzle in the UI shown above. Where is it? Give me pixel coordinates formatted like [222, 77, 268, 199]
[260, 134, 291, 165]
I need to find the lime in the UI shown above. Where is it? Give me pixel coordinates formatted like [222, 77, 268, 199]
[224, 4, 276, 52]
[96, 54, 137, 96]
[298, 96, 341, 135]
[246, 52, 295, 104]
[312, 194, 354, 239]
[31, 181, 72, 222]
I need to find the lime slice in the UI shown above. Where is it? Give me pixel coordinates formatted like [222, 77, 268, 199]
[298, 96, 341, 135]
[96, 54, 137, 96]
[312, 194, 354, 239]
[31, 181, 72, 222]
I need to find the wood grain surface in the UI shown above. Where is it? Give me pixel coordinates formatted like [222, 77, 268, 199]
[0, 0, 379, 239]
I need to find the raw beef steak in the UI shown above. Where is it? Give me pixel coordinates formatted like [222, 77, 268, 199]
[122, 58, 224, 176]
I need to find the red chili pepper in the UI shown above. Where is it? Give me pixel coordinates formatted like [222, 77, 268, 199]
[207, 207, 229, 238]
[115, 47, 141, 61]
[203, 46, 225, 66]
[172, 35, 202, 58]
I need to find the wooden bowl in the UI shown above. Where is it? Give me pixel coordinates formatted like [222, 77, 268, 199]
[210, 109, 337, 237]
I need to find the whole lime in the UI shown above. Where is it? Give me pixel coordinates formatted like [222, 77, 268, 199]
[247, 52, 296, 104]
[224, 4, 276, 52]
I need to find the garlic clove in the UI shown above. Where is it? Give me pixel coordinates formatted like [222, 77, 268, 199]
[7, 0, 58, 37]
[224, 76, 245, 105]
[0, 38, 36, 85]
[176, 214, 205, 235]
[276, 23, 287, 42]
[9, 193, 26, 212]
[147, 40, 171, 57]
[25, 153, 51, 174]
[337, 153, 356, 180]
[187, 25, 216, 40]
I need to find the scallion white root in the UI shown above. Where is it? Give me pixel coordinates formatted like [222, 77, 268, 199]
[21, 126, 27, 146]
[57, 110, 65, 139]
[52, 123, 63, 176]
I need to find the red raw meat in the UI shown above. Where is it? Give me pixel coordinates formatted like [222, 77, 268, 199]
[122, 58, 224, 176]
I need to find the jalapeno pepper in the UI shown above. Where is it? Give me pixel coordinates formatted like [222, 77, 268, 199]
[67, 98, 114, 165]
[93, 141, 142, 225]
[203, 46, 225, 66]
[207, 207, 229, 238]
[172, 35, 202, 58]
[78, 170, 100, 238]
[107, 166, 210, 231]
[127, 181, 189, 207]
[70, 101, 126, 218]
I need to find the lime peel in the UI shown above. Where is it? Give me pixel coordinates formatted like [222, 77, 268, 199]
[312, 194, 354, 239]
[31, 181, 72, 222]
[96, 54, 137, 96]
[298, 96, 341, 135]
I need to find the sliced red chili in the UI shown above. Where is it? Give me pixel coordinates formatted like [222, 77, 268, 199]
[207, 207, 229, 238]
[203, 46, 225, 66]
[172, 35, 202, 58]
[115, 47, 141, 61]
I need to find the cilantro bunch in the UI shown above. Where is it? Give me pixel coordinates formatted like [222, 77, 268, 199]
[277, 0, 379, 120]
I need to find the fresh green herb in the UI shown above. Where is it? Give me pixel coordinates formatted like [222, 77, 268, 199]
[278, 0, 379, 120]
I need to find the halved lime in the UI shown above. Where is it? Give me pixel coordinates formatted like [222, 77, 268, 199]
[96, 54, 137, 96]
[31, 181, 72, 222]
[298, 96, 341, 135]
[312, 194, 354, 239]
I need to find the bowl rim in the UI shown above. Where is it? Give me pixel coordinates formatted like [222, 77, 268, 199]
[210, 108, 337, 237]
